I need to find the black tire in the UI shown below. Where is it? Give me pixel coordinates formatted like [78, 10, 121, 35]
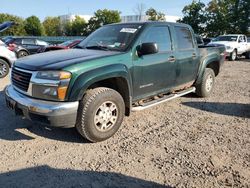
[195, 68, 215, 97]
[17, 50, 29, 58]
[76, 87, 125, 142]
[0, 59, 10, 79]
[229, 49, 237, 61]
[245, 52, 250, 59]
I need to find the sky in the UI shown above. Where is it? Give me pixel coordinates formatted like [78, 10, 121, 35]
[0, 0, 211, 21]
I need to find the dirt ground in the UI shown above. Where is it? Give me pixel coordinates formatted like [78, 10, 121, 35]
[0, 59, 249, 188]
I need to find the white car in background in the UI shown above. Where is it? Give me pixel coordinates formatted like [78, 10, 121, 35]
[209, 34, 250, 61]
[0, 21, 17, 78]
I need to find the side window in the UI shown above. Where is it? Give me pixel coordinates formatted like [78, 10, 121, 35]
[141, 26, 172, 52]
[14, 38, 22, 45]
[36, 40, 48, 46]
[22, 39, 35, 45]
[174, 26, 194, 50]
[238, 36, 246, 43]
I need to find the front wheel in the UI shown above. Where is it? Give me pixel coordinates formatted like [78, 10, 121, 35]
[229, 50, 237, 61]
[0, 59, 10, 78]
[195, 68, 215, 97]
[76, 87, 125, 142]
[245, 52, 250, 59]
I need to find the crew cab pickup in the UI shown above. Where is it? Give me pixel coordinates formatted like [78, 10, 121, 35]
[209, 34, 250, 60]
[5, 22, 225, 142]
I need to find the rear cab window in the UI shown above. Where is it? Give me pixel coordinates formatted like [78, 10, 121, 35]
[174, 26, 194, 50]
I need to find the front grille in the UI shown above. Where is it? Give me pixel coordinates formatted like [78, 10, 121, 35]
[11, 68, 32, 92]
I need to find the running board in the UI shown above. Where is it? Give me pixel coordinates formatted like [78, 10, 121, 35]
[132, 87, 196, 112]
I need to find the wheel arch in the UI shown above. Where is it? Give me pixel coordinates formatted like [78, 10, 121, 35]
[0, 56, 11, 67]
[195, 56, 221, 85]
[68, 64, 132, 116]
[17, 48, 29, 55]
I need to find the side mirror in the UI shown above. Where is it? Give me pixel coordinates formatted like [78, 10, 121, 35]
[136, 42, 158, 57]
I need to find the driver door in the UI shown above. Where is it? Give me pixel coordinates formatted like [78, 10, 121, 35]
[132, 25, 176, 100]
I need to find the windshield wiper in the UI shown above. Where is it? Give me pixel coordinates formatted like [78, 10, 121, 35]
[86, 45, 110, 51]
[74, 45, 85, 49]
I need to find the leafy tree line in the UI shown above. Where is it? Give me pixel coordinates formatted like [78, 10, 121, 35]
[0, 9, 121, 37]
[178, 0, 250, 37]
[0, 7, 164, 37]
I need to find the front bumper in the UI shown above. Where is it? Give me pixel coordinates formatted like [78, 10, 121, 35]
[225, 49, 234, 56]
[5, 85, 79, 128]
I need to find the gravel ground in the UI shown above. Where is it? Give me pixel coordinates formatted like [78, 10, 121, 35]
[0, 60, 249, 188]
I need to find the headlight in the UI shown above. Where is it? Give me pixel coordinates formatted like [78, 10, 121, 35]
[226, 46, 233, 50]
[31, 71, 71, 101]
[36, 71, 71, 80]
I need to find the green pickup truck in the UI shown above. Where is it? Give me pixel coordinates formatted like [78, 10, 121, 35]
[5, 22, 225, 142]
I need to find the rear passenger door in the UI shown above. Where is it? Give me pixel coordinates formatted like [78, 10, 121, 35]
[173, 26, 200, 86]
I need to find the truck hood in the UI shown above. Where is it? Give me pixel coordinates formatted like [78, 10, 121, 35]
[14, 49, 122, 71]
[0, 21, 16, 33]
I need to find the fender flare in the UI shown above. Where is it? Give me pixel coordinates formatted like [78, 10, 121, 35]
[195, 53, 221, 85]
[68, 64, 132, 101]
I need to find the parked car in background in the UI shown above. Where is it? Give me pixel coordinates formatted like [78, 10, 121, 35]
[0, 21, 17, 78]
[7, 43, 30, 58]
[203, 38, 213, 45]
[4, 37, 49, 55]
[5, 22, 225, 142]
[209, 34, 250, 60]
[38, 39, 83, 53]
[195, 34, 204, 46]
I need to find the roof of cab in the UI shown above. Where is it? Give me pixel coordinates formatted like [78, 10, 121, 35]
[108, 21, 191, 27]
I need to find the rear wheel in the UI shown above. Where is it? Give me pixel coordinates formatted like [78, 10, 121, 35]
[17, 50, 29, 58]
[0, 59, 10, 78]
[76, 87, 125, 142]
[229, 49, 237, 61]
[195, 68, 215, 97]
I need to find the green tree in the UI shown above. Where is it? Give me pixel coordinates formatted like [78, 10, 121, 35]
[63, 16, 87, 36]
[43, 16, 62, 36]
[0, 13, 26, 36]
[227, 0, 250, 35]
[146, 8, 166, 21]
[86, 9, 121, 35]
[24, 16, 45, 36]
[71, 16, 87, 36]
[205, 0, 250, 36]
[178, 1, 206, 35]
[205, 0, 231, 36]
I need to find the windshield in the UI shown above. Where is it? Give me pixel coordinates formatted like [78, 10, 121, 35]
[215, 36, 238, 42]
[77, 24, 142, 51]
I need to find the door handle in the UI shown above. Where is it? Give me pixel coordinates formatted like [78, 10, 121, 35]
[192, 53, 197, 58]
[168, 56, 176, 63]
